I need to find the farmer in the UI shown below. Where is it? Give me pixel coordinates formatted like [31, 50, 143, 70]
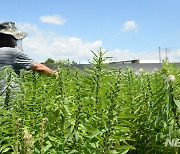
[0, 22, 58, 76]
[0, 22, 58, 96]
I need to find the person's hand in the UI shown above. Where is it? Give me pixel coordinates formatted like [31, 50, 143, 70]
[53, 71, 58, 77]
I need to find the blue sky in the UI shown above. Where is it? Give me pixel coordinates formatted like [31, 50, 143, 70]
[1, 0, 180, 63]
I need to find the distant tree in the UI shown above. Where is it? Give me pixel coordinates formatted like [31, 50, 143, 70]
[56, 59, 71, 65]
[44, 58, 78, 65]
[44, 58, 55, 64]
[71, 60, 78, 64]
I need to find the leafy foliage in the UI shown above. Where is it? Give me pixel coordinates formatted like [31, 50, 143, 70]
[0, 49, 180, 153]
[43, 58, 55, 64]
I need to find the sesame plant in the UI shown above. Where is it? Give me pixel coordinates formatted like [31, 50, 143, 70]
[0, 49, 179, 154]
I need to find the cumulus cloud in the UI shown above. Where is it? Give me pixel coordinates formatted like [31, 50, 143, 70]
[121, 20, 137, 32]
[40, 14, 66, 25]
[17, 22, 102, 63]
[16, 22, 180, 63]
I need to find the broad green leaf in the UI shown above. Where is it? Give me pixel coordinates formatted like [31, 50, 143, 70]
[87, 129, 100, 138]
[69, 150, 78, 154]
[118, 114, 136, 119]
[174, 99, 180, 109]
[44, 141, 52, 153]
[75, 131, 79, 142]
[2, 148, 11, 153]
[114, 145, 135, 150]
[0, 141, 14, 152]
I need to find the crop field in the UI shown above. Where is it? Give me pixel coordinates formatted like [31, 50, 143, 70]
[0, 50, 180, 154]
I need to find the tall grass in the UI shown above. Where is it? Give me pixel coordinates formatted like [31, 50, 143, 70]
[0, 49, 179, 153]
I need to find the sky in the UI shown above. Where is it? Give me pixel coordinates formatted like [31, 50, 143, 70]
[1, 0, 180, 63]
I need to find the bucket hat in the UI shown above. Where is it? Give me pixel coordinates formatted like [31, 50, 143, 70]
[0, 22, 27, 40]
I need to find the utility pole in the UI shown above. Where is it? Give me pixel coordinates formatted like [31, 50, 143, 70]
[159, 46, 161, 63]
[165, 47, 168, 61]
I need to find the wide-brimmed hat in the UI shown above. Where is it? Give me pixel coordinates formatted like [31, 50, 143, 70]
[0, 22, 27, 40]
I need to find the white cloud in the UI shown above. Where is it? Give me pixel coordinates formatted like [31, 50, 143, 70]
[40, 14, 66, 25]
[107, 49, 159, 61]
[121, 20, 137, 32]
[107, 48, 180, 63]
[17, 22, 102, 63]
[163, 49, 180, 62]
[16, 22, 180, 63]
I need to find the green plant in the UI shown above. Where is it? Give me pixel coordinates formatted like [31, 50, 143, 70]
[0, 49, 179, 153]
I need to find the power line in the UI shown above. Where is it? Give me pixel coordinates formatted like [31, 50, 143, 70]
[159, 46, 172, 62]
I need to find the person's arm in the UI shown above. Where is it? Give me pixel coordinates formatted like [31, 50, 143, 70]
[30, 62, 58, 76]
[14, 50, 58, 76]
